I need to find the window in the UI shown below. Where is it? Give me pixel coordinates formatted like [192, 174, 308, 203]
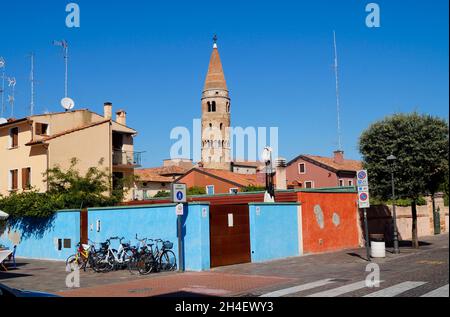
[9, 169, 18, 191]
[9, 127, 18, 148]
[207, 102, 211, 112]
[339, 179, 345, 187]
[226, 102, 230, 113]
[35, 123, 49, 136]
[304, 181, 314, 189]
[220, 123, 223, 130]
[229, 188, 238, 194]
[22, 167, 31, 190]
[212, 101, 216, 112]
[348, 180, 354, 186]
[63, 239, 72, 249]
[206, 185, 215, 195]
[298, 163, 306, 174]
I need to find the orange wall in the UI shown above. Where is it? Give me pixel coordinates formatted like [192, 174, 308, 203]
[179, 171, 241, 194]
[298, 191, 360, 253]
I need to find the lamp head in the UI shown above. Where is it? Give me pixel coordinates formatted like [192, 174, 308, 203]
[387, 154, 397, 162]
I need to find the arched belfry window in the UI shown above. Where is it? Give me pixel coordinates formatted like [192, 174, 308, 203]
[207, 102, 211, 112]
[220, 123, 223, 130]
[226, 102, 230, 113]
[212, 101, 216, 112]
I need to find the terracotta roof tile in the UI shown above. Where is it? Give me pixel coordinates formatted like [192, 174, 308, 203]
[303, 155, 362, 172]
[197, 168, 264, 187]
[25, 120, 110, 145]
[134, 169, 175, 183]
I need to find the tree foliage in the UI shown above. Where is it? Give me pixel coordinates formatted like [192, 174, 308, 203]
[0, 158, 128, 219]
[359, 113, 449, 200]
[187, 186, 206, 196]
[241, 185, 266, 193]
[359, 113, 449, 247]
[153, 190, 171, 198]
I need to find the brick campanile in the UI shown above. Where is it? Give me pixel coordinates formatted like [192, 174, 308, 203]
[201, 39, 231, 170]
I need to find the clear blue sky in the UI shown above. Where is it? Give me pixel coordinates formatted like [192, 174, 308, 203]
[1, 0, 448, 167]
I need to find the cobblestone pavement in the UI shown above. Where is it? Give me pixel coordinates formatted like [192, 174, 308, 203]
[0, 233, 447, 297]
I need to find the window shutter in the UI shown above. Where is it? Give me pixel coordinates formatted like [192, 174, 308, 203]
[35, 123, 42, 136]
[22, 168, 30, 190]
[12, 170, 18, 190]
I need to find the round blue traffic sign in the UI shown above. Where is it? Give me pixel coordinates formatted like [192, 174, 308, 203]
[360, 193, 368, 201]
[176, 191, 184, 201]
[358, 171, 367, 180]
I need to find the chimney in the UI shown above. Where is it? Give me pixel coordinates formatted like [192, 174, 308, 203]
[333, 150, 344, 165]
[104, 102, 112, 119]
[116, 109, 127, 126]
[275, 157, 287, 190]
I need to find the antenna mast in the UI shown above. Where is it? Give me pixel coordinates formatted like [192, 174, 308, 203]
[7, 77, 16, 117]
[0, 57, 5, 117]
[30, 53, 35, 115]
[53, 40, 69, 98]
[333, 31, 343, 151]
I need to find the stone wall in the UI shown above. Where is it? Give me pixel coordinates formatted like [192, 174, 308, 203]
[365, 194, 449, 241]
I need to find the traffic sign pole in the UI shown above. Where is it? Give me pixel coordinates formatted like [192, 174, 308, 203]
[363, 208, 371, 262]
[177, 212, 184, 272]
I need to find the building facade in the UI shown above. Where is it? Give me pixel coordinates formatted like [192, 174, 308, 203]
[286, 151, 362, 189]
[0, 103, 139, 200]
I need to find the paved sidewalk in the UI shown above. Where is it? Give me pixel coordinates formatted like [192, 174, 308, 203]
[1, 234, 447, 297]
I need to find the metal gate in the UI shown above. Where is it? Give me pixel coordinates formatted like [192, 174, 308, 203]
[209, 204, 251, 268]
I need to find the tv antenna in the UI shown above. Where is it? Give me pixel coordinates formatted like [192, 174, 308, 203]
[29, 52, 36, 115]
[0, 57, 5, 117]
[333, 31, 343, 152]
[7, 77, 16, 117]
[53, 40, 69, 98]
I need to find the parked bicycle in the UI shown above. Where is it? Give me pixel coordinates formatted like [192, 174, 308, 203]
[127, 235, 156, 275]
[66, 240, 97, 272]
[95, 237, 134, 272]
[151, 239, 177, 272]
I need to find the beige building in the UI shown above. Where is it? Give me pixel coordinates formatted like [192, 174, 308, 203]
[0, 103, 140, 201]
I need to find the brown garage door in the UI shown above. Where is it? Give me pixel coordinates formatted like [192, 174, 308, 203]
[210, 204, 251, 268]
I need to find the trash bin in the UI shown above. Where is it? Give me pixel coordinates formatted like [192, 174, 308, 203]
[370, 234, 386, 258]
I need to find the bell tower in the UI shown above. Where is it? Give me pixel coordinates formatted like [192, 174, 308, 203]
[201, 36, 231, 170]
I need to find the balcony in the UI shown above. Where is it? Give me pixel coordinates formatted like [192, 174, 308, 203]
[113, 150, 143, 168]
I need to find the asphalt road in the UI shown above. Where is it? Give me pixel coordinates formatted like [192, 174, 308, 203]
[216, 233, 449, 297]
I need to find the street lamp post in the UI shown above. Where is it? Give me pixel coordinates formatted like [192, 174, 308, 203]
[387, 154, 400, 254]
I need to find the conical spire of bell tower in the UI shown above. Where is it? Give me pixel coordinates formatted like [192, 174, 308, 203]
[204, 35, 228, 91]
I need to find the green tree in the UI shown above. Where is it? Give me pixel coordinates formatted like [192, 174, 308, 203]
[187, 186, 206, 196]
[359, 113, 449, 248]
[241, 185, 266, 193]
[0, 158, 129, 219]
[153, 190, 171, 198]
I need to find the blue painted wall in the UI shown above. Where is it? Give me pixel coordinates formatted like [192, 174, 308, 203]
[249, 203, 301, 263]
[87, 203, 210, 271]
[0, 210, 80, 261]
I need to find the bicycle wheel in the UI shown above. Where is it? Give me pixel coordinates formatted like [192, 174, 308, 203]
[66, 254, 82, 272]
[127, 254, 142, 275]
[159, 250, 177, 271]
[139, 253, 156, 275]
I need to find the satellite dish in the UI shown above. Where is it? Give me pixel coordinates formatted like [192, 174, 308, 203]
[61, 97, 75, 111]
[0, 118, 7, 125]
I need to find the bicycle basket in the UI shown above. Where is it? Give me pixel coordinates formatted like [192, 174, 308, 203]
[163, 241, 173, 250]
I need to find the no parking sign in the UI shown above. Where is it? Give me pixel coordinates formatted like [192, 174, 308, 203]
[357, 170, 371, 208]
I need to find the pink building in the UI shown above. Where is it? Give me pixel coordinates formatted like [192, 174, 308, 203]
[286, 151, 362, 189]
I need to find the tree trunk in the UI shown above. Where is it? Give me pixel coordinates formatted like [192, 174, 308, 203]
[411, 200, 419, 248]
